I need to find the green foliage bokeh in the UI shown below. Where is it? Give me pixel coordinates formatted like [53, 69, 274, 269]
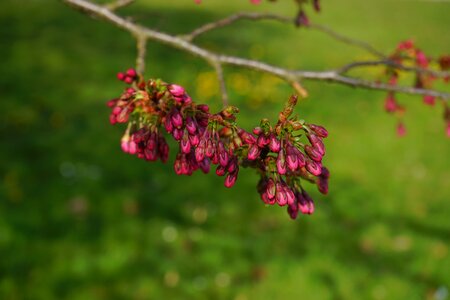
[0, 0, 449, 299]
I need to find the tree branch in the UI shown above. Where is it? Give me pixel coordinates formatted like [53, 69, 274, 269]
[213, 62, 229, 107]
[104, 0, 134, 11]
[62, 0, 450, 100]
[135, 35, 147, 75]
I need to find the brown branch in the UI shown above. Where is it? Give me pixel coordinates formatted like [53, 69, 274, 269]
[338, 60, 450, 78]
[183, 12, 292, 41]
[104, 0, 134, 11]
[308, 23, 386, 59]
[135, 35, 147, 75]
[213, 62, 229, 106]
[62, 0, 450, 100]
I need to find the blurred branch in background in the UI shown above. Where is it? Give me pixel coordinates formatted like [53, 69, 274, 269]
[62, 0, 450, 101]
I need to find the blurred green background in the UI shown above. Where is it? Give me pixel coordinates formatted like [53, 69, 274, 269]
[1, 0, 449, 299]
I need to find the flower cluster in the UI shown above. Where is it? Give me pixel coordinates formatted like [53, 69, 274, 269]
[382, 40, 449, 137]
[107, 69, 329, 220]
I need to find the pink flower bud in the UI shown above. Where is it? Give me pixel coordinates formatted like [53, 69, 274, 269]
[275, 183, 288, 206]
[205, 139, 215, 158]
[266, 178, 276, 200]
[320, 166, 330, 179]
[397, 122, 407, 137]
[276, 149, 287, 175]
[124, 76, 134, 84]
[164, 116, 173, 133]
[317, 177, 328, 195]
[309, 124, 328, 138]
[313, 0, 320, 12]
[287, 204, 299, 220]
[227, 159, 238, 173]
[239, 129, 256, 144]
[174, 157, 182, 175]
[128, 141, 137, 155]
[305, 145, 323, 162]
[257, 134, 270, 148]
[144, 147, 157, 161]
[159, 139, 169, 163]
[196, 104, 209, 113]
[446, 122, 450, 138]
[117, 72, 125, 81]
[173, 128, 183, 141]
[295, 10, 309, 27]
[218, 141, 229, 167]
[181, 134, 191, 154]
[107, 99, 118, 108]
[189, 134, 200, 146]
[285, 187, 296, 206]
[171, 110, 183, 128]
[306, 159, 322, 176]
[252, 127, 262, 135]
[269, 134, 281, 152]
[109, 114, 117, 125]
[168, 84, 185, 97]
[224, 170, 238, 188]
[112, 106, 122, 116]
[298, 191, 314, 215]
[195, 144, 205, 162]
[185, 117, 197, 135]
[198, 158, 210, 174]
[121, 138, 130, 153]
[250, 0, 261, 5]
[126, 68, 137, 78]
[416, 50, 428, 68]
[216, 165, 226, 176]
[247, 144, 261, 160]
[423, 95, 435, 106]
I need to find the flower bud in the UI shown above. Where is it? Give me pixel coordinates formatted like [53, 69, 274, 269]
[266, 178, 276, 199]
[297, 191, 314, 215]
[257, 134, 270, 148]
[287, 204, 299, 220]
[198, 158, 210, 174]
[423, 95, 435, 106]
[285, 187, 296, 206]
[224, 170, 238, 188]
[126, 68, 137, 78]
[247, 144, 261, 160]
[164, 116, 173, 133]
[171, 109, 183, 128]
[185, 116, 197, 135]
[195, 143, 205, 162]
[306, 159, 322, 176]
[317, 177, 328, 194]
[205, 139, 215, 158]
[216, 165, 226, 176]
[189, 134, 200, 146]
[181, 133, 191, 154]
[252, 127, 262, 135]
[275, 183, 288, 206]
[117, 72, 125, 81]
[276, 149, 287, 175]
[238, 129, 256, 144]
[305, 145, 323, 162]
[309, 124, 328, 138]
[217, 141, 229, 167]
[397, 122, 407, 137]
[172, 128, 183, 141]
[168, 84, 185, 97]
[269, 134, 281, 152]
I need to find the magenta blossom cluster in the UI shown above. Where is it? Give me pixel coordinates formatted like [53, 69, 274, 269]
[107, 70, 330, 220]
[383, 40, 450, 137]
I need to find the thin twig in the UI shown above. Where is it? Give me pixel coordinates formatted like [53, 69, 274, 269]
[62, 0, 450, 100]
[308, 23, 386, 59]
[213, 62, 229, 106]
[135, 35, 147, 75]
[338, 60, 450, 78]
[184, 12, 292, 41]
[104, 0, 134, 11]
